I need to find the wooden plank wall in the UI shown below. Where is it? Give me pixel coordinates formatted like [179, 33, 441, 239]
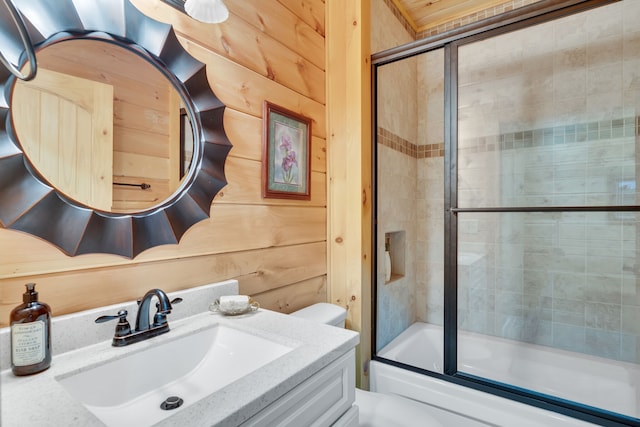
[0, 0, 328, 327]
[326, 0, 372, 388]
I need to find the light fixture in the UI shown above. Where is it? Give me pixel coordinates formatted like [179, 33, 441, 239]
[184, 0, 229, 24]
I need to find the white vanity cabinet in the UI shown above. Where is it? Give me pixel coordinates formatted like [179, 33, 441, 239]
[0, 281, 361, 427]
[242, 350, 358, 427]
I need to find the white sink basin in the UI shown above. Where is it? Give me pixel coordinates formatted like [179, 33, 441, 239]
[57, 324, 293, 426]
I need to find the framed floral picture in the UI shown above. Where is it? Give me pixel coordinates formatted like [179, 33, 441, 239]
[262, 101, 312, 200]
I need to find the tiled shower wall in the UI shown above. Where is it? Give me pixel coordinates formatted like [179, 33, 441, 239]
[375, 0, 547, 350]
[377, 0, 640, 364]
[455, 1, 640, 363]
[374, 0, 418, 350]
[374, 0, 542, 351]
[415, 50, 445, 328]
[377, 46, 446, 350]
[376, 138, 417, 350]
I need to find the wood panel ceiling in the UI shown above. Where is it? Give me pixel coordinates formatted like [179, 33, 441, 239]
[392, 0, 512, 32]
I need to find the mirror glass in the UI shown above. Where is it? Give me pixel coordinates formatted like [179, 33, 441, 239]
[11, 39, 194, 213]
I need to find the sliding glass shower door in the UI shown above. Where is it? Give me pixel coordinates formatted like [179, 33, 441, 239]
[374, 0, 640, 424]
[455, 0, 639, 419]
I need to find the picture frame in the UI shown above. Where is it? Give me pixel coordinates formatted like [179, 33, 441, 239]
[262, 101, 312, 200]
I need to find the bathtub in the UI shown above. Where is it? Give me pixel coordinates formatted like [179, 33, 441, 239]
[372, 322, 639, 426]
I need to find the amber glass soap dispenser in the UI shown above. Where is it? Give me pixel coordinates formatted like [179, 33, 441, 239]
[10, 283, 51, 376]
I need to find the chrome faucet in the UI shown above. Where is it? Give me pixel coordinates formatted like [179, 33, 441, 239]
[95, 288, 182, 347]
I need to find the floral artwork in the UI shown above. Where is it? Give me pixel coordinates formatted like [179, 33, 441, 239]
[275, 125, 301, 185]
[262, 102, 311, 200]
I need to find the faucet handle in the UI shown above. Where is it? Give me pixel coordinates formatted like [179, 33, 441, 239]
[95, 309, 128, 323]
[153, 298, 182, 327]
[95, 309, 131, 338]
[154, 297, 183, 313]
[138, 296, 182, 307]
[170, 297, 183, 306]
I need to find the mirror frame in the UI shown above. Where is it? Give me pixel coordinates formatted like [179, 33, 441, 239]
[0, 0, 232, 258]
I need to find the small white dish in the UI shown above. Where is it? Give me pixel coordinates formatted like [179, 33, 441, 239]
[209, 298, 260, 316]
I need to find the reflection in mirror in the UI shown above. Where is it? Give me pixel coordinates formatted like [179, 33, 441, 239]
[11, 39, 194, 213]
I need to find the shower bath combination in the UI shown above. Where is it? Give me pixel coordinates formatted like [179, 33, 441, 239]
[373, 0, 640, 425]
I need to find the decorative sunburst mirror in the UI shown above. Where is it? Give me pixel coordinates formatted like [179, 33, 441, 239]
[0, 0, 231, 258]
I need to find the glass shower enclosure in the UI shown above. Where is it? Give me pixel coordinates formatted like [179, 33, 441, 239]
[373, 0, 640, 425]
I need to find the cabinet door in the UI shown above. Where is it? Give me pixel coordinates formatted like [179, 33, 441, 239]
[242, 349, 356, 427]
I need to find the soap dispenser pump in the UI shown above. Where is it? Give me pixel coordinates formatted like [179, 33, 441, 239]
[10, 283, 51, 376]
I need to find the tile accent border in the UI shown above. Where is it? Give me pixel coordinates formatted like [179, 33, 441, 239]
[378, 127, 444, 158]
[460, 116, 639, 153]
[380, 117, 638, 159]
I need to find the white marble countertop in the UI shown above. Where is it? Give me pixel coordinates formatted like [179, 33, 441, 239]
[0, 281, 359, 426]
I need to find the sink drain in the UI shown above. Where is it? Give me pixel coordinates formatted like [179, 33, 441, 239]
[160, 396, 184, 410]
